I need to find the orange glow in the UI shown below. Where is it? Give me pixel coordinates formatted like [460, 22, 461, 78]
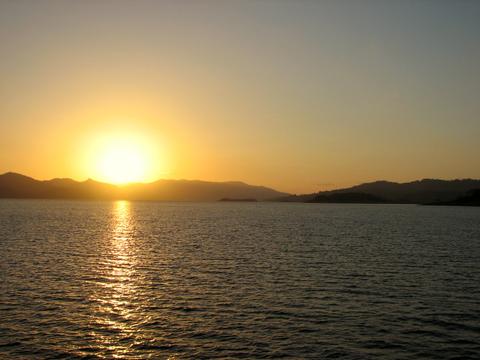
[81, 130, 166, 184]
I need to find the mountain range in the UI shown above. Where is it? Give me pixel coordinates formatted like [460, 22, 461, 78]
[1, 172, 480, 204]
[0, 172, 287, 201]
[277, 179, 480, 204]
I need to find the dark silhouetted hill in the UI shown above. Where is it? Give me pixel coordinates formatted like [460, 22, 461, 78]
[121, 179, 286, 201]
[307, 192, 389, 204]
[0, 172, 287, 201]
[426, 189, 480, 206]
[276, 179, 480, 204]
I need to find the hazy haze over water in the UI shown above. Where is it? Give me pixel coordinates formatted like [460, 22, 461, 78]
[1, 200, 479, 359]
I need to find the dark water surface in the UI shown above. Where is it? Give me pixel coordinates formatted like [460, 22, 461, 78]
[1, 200, 479, 359]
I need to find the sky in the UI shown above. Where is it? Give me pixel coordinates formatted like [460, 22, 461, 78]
[0, 0, 479, 193]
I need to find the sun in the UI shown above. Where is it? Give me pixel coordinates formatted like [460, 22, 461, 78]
[86, 133, 159, 185]
[97, 140, 147, 184]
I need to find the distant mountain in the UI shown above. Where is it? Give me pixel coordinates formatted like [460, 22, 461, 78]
[426, 189, 480, 207]
[3, 173, 479, 204]
[0, 172, 288, 201]
[277, 179, 480, 204]
[307, 192, 389, 204]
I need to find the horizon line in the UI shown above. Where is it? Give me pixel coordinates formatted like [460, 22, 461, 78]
[2, 171, 480, 195]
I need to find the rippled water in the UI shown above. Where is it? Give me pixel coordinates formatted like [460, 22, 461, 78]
[0, 200, 479, 359]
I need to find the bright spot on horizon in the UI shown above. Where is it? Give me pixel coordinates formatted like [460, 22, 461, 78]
[84, 131, 163, 185]
[97, 141, 146, 184]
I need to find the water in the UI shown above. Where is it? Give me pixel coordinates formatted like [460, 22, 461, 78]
[0, 200, 479, 359]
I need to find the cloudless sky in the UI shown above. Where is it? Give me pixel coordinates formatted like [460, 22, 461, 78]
[1, 0, 479, 193]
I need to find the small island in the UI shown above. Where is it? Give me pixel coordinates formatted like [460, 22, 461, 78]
[307, 192, 389, 204]
[219, 198, 258, 202]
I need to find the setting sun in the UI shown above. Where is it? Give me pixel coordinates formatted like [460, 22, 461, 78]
[80, 130, 165, 185]
[97, 140, 147, 184]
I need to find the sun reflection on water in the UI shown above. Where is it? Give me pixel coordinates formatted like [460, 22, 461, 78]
[87, 201, 152, 358]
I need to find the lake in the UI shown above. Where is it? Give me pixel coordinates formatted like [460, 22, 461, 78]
[1, 200, 479, 359]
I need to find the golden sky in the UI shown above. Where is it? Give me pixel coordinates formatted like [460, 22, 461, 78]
[1, 1, 479, 193]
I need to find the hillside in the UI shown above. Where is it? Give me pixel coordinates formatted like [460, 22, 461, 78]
[427, 189, 480, 206]
[0, 172, 288, 201]
[277, 179, 480, 204]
